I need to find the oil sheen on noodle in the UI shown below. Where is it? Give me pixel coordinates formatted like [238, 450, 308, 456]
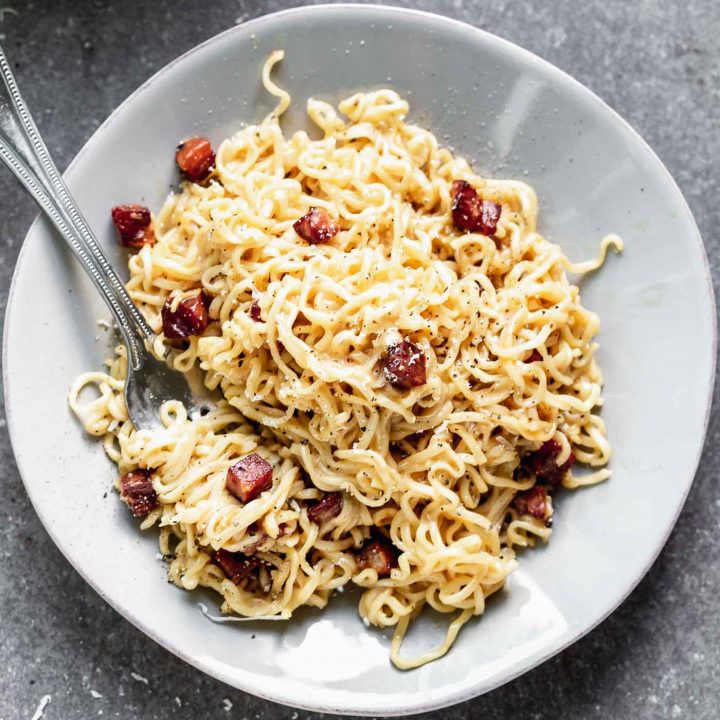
[69, 51, 622, 669]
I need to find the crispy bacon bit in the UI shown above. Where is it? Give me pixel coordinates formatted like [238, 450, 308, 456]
[161, 291, 210, 339]
[451, 180, 502, 236]
[214, 549, 260, 584]
[513, 485, 548, 520]
[383, 340, 427, 389]
[118, 469, 158, 517]
[176, 137, 215, 183]
[308, 493, 343, 523]
[249, 301, 262, 322]
[293, 207, 339, 244]
[111, 204, 154, 248]
[226, 453, 274, 503]
[525, 439, 575, 485]
[524, 349, 542, 363]
[357, 539, 398, 577]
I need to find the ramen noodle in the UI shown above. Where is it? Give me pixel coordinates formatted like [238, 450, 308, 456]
[70, 51, 622, 669]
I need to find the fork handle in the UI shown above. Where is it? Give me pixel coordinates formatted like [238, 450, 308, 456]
[0, 46, 153, 369]
[0, 135, 149, 368]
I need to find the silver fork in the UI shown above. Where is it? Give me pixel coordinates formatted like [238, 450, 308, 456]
[0, 47, 217, 430]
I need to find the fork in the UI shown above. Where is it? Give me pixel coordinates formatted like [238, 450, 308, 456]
[0, 47, 217, 430]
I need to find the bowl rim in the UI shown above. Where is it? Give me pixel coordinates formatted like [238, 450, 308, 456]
[3, 3, 716, 715]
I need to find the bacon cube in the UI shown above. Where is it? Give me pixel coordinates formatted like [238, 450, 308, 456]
[249, 301, 262, 322]
[111, 204, 154, 248]
[176, 137, 215, 183]
[512, 485, 548, 520]
[383, 340, 426, 389]
[214, 549, 260, 584]
[357, 538, 398, 578]
[118, 469, 158, 517]
[524, 349, 542, 363]
[293, 207, 339, 244]
[524, 439, 575, 485]
[226, 453, 274, 503]
[161, 291, 210, 340]
[451, 180, 502, 236]
[307, 493, 343, 523]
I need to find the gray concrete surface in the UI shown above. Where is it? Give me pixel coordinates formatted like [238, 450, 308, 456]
[1, 1, 719, 718]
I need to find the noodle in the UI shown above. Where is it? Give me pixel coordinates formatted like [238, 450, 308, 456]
[69, 52, 619, 669]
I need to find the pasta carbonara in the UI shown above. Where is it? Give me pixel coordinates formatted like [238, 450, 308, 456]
[70, 51, 622, 669]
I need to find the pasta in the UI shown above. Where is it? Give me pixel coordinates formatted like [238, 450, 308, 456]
[70, 51, 622, 669]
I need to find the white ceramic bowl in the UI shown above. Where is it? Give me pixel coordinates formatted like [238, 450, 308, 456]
[4, 5, 715, 716]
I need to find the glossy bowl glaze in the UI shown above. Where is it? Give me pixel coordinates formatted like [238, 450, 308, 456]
[4, 5, 715, 715]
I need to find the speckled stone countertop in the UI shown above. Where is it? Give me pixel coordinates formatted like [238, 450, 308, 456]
[1, 1, 718, 719]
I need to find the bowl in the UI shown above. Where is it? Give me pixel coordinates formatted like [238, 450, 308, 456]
[3, 4, 715, 715]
